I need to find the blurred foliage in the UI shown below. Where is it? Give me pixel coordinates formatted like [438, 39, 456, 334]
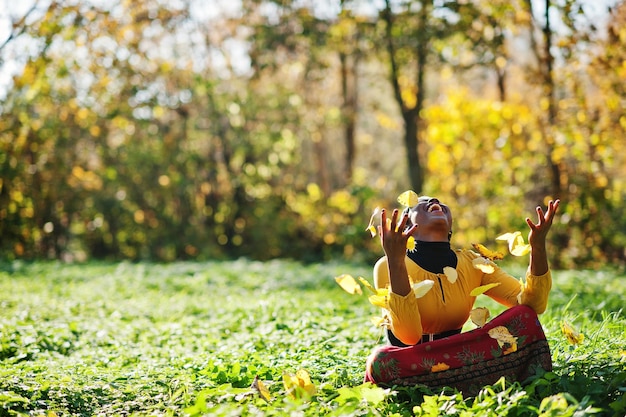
[0, 0, 624, 267]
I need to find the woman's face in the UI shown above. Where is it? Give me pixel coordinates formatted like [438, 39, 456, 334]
[409, 197, 453, 233]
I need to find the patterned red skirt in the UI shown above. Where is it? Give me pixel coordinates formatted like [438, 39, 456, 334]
[364, 305, 552, 396]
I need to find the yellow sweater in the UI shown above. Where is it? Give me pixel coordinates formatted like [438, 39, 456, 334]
[373, 249, 552, 346]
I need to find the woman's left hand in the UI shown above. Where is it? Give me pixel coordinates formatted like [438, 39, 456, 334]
[526, 199, 560, 247]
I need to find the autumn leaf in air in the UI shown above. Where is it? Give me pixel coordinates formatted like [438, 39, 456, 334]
[366, 207, 381, 237]
[334, 274, 362, 295]
[358, 276, 378, 294]
[470, 282, 501, 296]
[412, 279, 435, 298]
[370, 315, 390, 328]
[406, 236, 416, 251]
[496, 231, 531, 256]
[397, 190, 419, 207]
[443, 266, 457, 284]
[472, 257, 496, 274]
[368, 291, 389, 309]
[472, 243, 504, 261]
[469, 307, 490, 327]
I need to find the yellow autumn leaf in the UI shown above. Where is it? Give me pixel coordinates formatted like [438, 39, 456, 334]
[412, 279, 434, 298]
[365, 207, 381, 237]
[251, 375, 271, 402]
[358, 276, 378, 294]
[496, 231, 531, 256]
[488, 326, 517, 348]
[503, 343, 518, 355]
[431, 362, 450, 372]
[334, 274, 362, 295]
[370, 315, 390, 328]
[406, 236, 416, 251]
[443, 266, 457, 284]
[472, 243, 504, 261]
[561, 321, 584, 345]
[397, 190, 419, 207]
[470, 282, 501, 296]
[472, 257, 496, 274]
[368, 293, 389, 308]
[469, 307, 490, 327]
[283, 369, 316, 399]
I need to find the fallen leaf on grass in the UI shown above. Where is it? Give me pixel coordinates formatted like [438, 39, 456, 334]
[561, 321, 584, 345]
[251, 375, 271, 402]
[283, 369, 316, 399]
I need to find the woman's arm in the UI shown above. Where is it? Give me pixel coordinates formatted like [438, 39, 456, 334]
[379, 209, 416, 296]
[526, 199, 560, 276]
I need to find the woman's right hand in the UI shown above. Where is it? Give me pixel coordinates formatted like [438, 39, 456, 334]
[379, 208, 417, 262]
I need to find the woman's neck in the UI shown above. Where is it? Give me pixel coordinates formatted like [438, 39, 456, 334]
[407, 240, 457, 273]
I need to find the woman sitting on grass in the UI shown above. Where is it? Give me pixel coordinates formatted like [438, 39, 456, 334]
[364, 196, 560, 395]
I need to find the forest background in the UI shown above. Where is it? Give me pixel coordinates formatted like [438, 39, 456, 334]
[0, 0, 624, 268]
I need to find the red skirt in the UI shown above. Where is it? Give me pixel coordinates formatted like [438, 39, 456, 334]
[364, 305, 552, 395]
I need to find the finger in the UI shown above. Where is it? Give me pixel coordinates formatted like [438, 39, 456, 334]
[405, 223, 418, 236]
[398, 212, 410, 231]
[381, 209, 388, 235]
[536, 206, 545, 224]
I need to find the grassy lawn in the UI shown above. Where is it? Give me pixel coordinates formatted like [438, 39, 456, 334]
[0, 260, 624, 416]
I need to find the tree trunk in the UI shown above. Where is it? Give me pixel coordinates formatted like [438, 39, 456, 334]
[340, 51, 358, 185]
[542, 0, 562, 198]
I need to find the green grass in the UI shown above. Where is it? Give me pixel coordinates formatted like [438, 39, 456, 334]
[0, 260, 624, 416]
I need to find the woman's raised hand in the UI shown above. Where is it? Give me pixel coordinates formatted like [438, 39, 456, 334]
[379, 209, 418, 261]
[526, 199, 560, 248]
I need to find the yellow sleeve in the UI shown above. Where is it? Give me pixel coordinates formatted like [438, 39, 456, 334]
[373, 257, 423, 345]
[462, 250, 552, 314]
[518, 268, 552, 314]
[479, 261, 551, 314]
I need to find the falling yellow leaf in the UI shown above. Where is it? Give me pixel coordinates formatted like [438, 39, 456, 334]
[397, 190, 419, 207]
[496, 231, 531, 256]
[358, 276, 378, 294]
[470, 307, 490, 327]
[406, 236, 416, 251]
[472, 257, 496, 274]
[368, 293, 389, 308]
[488, 326, 517, 348]
[283, 369, 316, 399]
[251, 375, 271, 402]
[472, 243, 504, 261]
[370, 315, 390, 328]
[412, 279, 434, 298]
[366, 207, 381, 237]
[470, 282, 501, 296]
[431, 362, 450, 372]
[443, 266, 457, 284]
[561, 321, 584, 345]
[334, 274, 362, 295]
